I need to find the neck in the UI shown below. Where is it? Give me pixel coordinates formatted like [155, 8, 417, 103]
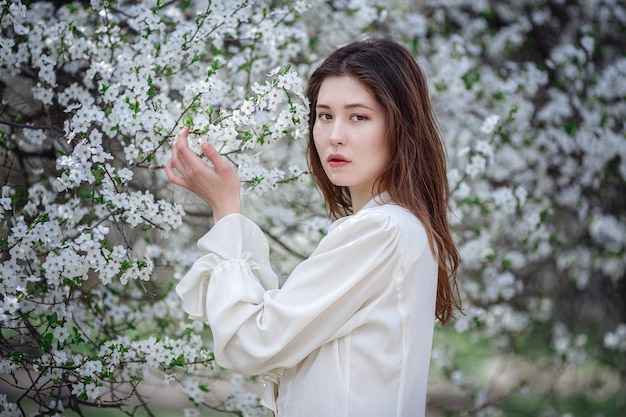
[349, 186, 384, 213]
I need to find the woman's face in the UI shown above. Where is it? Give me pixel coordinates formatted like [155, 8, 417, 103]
[313, 76, 391, 209]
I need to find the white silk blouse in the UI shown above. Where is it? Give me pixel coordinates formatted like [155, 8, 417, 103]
[176, 195, 438, 417]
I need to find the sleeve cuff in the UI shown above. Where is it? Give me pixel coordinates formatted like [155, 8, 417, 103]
[175, 213, 278, 320]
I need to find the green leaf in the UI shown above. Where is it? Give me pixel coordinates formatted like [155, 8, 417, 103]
[120, 259, 133, 271]
[169, 354, 186, 367]
[46, 312, 59, 327]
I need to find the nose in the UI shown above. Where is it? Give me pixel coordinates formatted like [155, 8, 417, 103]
[328, 121, 346, 146]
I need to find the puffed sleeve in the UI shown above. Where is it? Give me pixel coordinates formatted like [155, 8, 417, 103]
[176, 213, 279, 320]
[176, 208, 408, 375]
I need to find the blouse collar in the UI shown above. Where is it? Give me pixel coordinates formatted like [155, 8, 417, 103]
[358, 191, 392, 212]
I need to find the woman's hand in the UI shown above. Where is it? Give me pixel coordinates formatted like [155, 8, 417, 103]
[166, 127, 242, 222]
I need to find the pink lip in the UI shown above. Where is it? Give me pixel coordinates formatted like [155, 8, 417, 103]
[327, 153, 350, 168]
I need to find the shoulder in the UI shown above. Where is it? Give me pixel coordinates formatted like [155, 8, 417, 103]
[361, 203, 420, 223]
[366, 204, 428, 243]
[329, 203, 428, 246]
[360, 203, 425, 230]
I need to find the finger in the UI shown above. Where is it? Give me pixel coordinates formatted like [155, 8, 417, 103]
[172, 127, 190, 154]
[201, 142, 232, 176]
[176, 126, 190, 144]
[173, 128, 201, 171]
[165, 159, 186, 187]
[169, 137, 184, 175]
[171, 126, 187, 154]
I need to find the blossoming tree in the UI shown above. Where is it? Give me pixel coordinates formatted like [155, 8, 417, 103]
[1, 0, 624, 417]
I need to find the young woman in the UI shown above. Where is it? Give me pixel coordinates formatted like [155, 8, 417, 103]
[167, 38, 460, 417]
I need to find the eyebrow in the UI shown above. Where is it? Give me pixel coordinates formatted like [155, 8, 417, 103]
[316, 103, 375, 111]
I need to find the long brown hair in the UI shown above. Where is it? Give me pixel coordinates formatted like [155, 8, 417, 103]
[305, 38, 461, 324]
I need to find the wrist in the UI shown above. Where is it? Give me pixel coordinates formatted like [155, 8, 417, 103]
[212, 201, 242, 223]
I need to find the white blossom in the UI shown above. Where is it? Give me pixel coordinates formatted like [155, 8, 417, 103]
[480, 114, 500, 134]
